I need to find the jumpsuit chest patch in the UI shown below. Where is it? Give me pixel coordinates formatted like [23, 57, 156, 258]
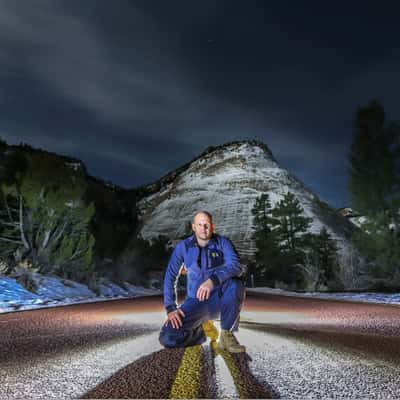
[209, 249, 224, 268]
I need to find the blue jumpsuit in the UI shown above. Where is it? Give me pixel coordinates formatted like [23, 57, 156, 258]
[159, 233, 246, 348]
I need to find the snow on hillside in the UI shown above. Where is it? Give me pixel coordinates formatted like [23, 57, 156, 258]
[0, 273, 161, 314]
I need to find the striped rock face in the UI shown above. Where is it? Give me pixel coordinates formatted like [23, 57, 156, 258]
[137, 140, 358, 267]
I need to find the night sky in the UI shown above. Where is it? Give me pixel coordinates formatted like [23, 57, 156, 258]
[1, 1, 399, 209]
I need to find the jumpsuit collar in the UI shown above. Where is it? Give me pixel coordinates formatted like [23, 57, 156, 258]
[188, 233, 218, 248]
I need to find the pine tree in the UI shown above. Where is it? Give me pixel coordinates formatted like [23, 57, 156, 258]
[348, 100, 400, 285]
[317, 227, 339, 284]
[0, 137, 7, 151]
[251, 193, 281, 284]
[352, 211, 400, 286]
[272, 191, 313, 252]
[304, 227, 341, 290]
[265, 191, 313, 287]
[348, 100, 398, 215]
[251, 191, 316, 287]
[252, 194, 275, 231]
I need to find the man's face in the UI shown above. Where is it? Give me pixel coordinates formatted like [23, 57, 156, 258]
[192, 213, 215, 241]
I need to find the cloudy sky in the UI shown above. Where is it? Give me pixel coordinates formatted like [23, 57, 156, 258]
[1, 1, 399, 208]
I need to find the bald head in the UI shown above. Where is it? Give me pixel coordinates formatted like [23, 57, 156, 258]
[192, 211, 215, 245]
[192, 210, 213, 224]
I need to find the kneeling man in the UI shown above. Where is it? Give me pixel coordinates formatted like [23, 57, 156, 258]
[159, 211, 246, 353]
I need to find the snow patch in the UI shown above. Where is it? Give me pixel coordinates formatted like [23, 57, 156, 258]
[0, 273, 161, 314]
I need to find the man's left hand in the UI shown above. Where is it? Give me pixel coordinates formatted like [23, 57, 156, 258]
[197, 278, 214, 301]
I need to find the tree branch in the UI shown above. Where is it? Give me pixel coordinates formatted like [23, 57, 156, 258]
[0, 236, 23, 244]
[18, 194, 30, 249]
[2, 192, 12, 222]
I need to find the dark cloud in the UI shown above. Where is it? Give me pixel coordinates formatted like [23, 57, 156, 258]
[1, 0, 400, 208]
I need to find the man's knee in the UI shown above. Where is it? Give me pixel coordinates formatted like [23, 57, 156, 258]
[159, 324, 178, 348]
[221, 277, 245, 304]
[159, 323, 206, 348]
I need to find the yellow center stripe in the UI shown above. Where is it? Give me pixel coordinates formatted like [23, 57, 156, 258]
[212, 341, 249, 398]
[170, 345, 203, 399]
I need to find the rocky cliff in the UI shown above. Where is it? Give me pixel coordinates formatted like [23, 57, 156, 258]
[137, 141, 359, 270]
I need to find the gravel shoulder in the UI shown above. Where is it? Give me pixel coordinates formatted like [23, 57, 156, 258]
[238, 326, 400, 399]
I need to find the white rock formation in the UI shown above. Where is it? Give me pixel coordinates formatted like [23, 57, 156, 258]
[137, 141, 359, 272]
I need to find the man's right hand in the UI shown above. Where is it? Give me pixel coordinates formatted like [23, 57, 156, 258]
[165, 308, 185, 329]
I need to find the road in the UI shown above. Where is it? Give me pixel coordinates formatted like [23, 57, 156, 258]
[1, 292, 400, 398]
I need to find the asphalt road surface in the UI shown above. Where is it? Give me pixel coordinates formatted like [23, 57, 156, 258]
[1, 292, 400, 399]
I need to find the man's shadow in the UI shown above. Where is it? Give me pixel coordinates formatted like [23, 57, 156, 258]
[80, 348, 185, 399]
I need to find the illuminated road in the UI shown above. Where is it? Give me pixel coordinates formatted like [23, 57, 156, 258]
[1, 293, 400, 398]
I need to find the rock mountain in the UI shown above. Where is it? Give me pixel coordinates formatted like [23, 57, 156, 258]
[137, 141, 359, 274]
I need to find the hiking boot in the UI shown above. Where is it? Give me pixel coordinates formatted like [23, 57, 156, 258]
[218, 329, 246, 353]
[202, 320, 219, 342]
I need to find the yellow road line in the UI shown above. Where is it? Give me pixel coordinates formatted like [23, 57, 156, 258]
[170, 345, 203, 399]
[212, 341, 249, 398]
